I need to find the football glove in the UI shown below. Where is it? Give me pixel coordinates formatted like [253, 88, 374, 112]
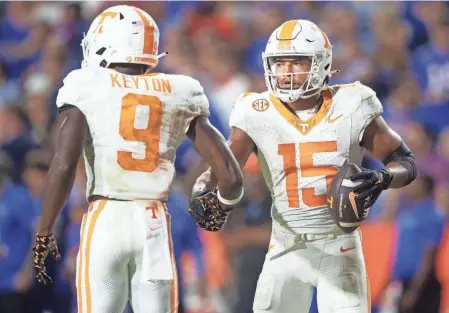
[188, 189, 232, 232]
[350, 168, 392, 209]
[33, 233, 61, 284]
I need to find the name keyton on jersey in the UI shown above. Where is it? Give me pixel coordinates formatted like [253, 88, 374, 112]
[110, 73, 172, 93]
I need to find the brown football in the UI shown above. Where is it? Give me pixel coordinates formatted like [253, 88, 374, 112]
[327, 161, 367, 233]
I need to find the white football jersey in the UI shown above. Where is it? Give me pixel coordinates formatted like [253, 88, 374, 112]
[229, 82, 383, 234]
[56, 67, 209, 201]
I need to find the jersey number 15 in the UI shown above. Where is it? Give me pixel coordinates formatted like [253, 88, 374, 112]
[278, 141, 338, 208]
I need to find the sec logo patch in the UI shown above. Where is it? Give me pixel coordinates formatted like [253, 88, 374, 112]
[252, 99, 269, 112]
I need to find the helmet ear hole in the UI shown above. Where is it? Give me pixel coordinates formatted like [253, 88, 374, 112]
[96, 47, 106, 55]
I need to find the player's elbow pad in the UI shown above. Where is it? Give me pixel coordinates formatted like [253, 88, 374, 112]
[382, 141, 417, 186]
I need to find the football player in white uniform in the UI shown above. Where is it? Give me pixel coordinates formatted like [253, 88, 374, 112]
[190, 20, 417, 313]
[32, 5, 243, 313]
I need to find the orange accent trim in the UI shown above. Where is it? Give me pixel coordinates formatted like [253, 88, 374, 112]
[164, 204, 179, 313]
[278, 20, 298, 46]
[317, 27, 331, 48]
[327, 196, 333, 208]
[349, 191, 360, 219]
[278, 143, 299, 208]
[269, 89, 333, 135]
[133, 8, 156, 55]
[85, 200, 107, 313]
[76, 206, 91, 313]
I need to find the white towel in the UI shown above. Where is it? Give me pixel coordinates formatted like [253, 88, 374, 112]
[141, 203, 174, 282]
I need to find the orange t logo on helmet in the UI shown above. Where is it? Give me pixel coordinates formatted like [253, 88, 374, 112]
[92, 12, 118, 34]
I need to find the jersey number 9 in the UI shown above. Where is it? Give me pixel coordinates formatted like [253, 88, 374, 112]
[117, 93, 162, 172]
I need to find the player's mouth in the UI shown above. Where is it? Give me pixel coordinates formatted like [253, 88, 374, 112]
[278, 82, 301, 89]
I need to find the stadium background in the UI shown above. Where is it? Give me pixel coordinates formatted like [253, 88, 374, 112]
[0, 1, 448, 313]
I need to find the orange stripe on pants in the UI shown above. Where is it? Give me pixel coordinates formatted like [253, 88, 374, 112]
[82, 200, 107, 313]
[367, 273, 371, 313]
[77, 203, 93, 313]
[164, 204, 178, 313]
[358, 228, 372, 313]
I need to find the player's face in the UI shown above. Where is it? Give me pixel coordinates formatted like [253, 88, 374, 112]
[271, 56, 312, 90]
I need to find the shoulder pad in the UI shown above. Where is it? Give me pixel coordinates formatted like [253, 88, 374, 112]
[233, 92, 264, 109]
[56, 68, 96, 108]
[236, 92, 257, 102]
[168, 74, 205, 96]
[331, 81, 376, 101]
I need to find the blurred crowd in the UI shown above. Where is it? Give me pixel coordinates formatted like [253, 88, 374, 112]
[0, 1, 449, 313]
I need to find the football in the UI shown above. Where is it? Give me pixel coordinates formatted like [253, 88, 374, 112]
[327, 161, 367, 233]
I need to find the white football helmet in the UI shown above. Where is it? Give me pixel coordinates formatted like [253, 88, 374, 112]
[81, 5, 167, 69]
[262, 20, 333, 102]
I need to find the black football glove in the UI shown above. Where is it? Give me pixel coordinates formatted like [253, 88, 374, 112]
[33, 233, 61, 284]
[188, 189, 232, 232]
[350, 168, 393, 209]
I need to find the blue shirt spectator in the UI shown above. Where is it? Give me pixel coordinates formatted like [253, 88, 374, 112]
[0, 180, 36, 291]
[412, 20, 449, 105]
[0, 3, 40, 79]
[0, 63, 19, 106]
[392, 197, 445, 281]
[54, 220, 81, 313]
[400, 2, 429, 52]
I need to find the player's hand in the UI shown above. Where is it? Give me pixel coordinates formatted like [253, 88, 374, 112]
[350, 168, 392, 208]
[188, 189, 232, 232]
[32, 233, 61, 284]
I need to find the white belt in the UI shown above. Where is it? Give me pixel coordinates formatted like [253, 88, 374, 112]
[269, 226, 342, 261]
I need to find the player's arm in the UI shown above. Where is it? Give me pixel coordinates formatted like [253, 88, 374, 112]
[361, 116, 417, 188]
[186, 120, 255, 232]
[33, 105, 86, 284]
[187, 117, 247, 200]
[191, 126, 255, 196]
[350, 116, 417, 207]
[38, 107, 86, 235]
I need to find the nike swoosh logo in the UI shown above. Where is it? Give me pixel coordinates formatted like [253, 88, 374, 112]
[327, 114, 343, 124]
[150, 227, 161, 231]
[349, 191, 359, 219]
[340, 246, 356, 253]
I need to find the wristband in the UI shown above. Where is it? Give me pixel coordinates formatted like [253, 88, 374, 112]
[217, 188, 244, 206]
